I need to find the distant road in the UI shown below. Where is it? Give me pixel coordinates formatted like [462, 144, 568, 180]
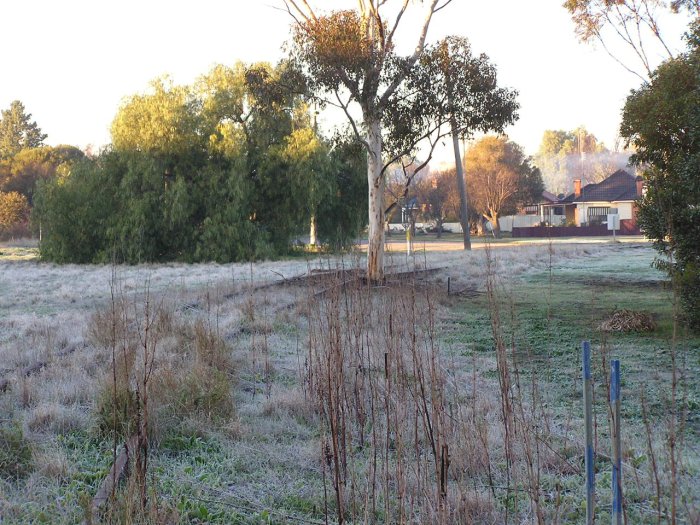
[357, 235, 648, 252]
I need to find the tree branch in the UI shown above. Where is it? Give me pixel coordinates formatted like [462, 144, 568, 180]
[283, 0, 317, 22]
[434, 0, 454, 14]
[381, 119, 448, 176]
[595, 32, 649, 82]
[640, 0, 675, 59]
[386, 0, 411, 49]
[379, 0, 445, 107]
[334, 90, 370, 150]
[382, 126, 452, 220]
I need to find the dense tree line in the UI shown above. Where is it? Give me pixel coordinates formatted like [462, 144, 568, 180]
[0, 101, 85, 239]
[32, 63, 367, 263]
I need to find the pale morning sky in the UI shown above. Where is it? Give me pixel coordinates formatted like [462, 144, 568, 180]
[0, 1, 690, 164]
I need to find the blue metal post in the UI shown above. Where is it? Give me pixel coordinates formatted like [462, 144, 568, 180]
[582, 341, 595, 524]
[611, 359, 622, 525]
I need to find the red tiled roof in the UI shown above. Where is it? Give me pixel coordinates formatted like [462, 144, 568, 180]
[561, 170, 638, 203]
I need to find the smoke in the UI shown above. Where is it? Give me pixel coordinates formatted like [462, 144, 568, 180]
[535, 151, 632, 195]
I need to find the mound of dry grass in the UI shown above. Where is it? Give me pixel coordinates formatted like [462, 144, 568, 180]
[599, 309, 657, 332]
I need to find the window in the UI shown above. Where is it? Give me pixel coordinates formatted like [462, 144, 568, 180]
[587, 207, 610, 225]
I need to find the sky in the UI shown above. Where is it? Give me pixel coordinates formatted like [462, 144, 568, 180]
[0, 0, 690, 164]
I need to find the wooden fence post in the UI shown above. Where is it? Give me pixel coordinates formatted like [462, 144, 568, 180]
[582, 341, 595, 524]
[611, 359, 622, 525]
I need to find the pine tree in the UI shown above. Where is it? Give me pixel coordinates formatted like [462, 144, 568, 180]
[0, 101, 47, 159]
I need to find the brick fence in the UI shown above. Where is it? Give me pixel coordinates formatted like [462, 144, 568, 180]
[512, 220, 641, 238]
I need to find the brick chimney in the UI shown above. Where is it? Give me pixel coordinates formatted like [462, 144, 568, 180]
[574, 179, 582, 198]
[636, 176, 644, 197]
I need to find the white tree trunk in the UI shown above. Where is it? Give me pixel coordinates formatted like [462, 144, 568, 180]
[309, 214, 317, 247]
[366, 118, 385, 282]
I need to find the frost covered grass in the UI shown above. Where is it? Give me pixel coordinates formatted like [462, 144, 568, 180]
[0, 240, 697, 523]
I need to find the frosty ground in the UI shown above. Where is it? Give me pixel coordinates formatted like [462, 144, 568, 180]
[0, 239, 697, 523]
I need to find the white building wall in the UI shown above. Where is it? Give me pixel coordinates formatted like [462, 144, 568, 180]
[576, 201, 635, 224]
[498, 215, 541, 232]
[612, 201, 634, 220]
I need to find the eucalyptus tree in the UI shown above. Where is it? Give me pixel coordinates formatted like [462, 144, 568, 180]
[564, 0, 699, 80]
[285, 1, 519, 278]
[409, 36, 518, 249]
[285, 0, 453, 281]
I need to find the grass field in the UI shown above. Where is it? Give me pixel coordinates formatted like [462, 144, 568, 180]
[0, 240, 697, 523]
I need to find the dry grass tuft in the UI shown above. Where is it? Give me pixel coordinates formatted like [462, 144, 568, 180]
[27, 402, 88, 434]
[95, 382, 140, 440]
[31, 447, 71, 481]
[91, 297, 237, 445]
[260, 386, 316, 425]
[599, 309, 657, 332]
[191, 320, 234, 373]
[156, 364, 234, 423]
[451, 490, 497, 524]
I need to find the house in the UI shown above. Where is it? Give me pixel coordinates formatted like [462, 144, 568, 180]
[512, 170, 644, 237]
[544, 169, 643, 230]
[498, 190, 564, 232]
[534, 190, 566, 226]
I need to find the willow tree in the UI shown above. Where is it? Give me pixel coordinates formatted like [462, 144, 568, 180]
[285, 0, 452, 281]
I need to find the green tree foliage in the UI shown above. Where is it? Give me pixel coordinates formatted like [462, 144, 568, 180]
[516, 163, 545, 209]
[465, 136, 543, 237]
[620, 24, 700, 328]
[33, 157, 116, 263]
[111, 78, 202, 159]
[34, 149, 268, 264]
[0, 101, 47, 159]
[35, 61, 364, 263]
[316, 136, 368, 249]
